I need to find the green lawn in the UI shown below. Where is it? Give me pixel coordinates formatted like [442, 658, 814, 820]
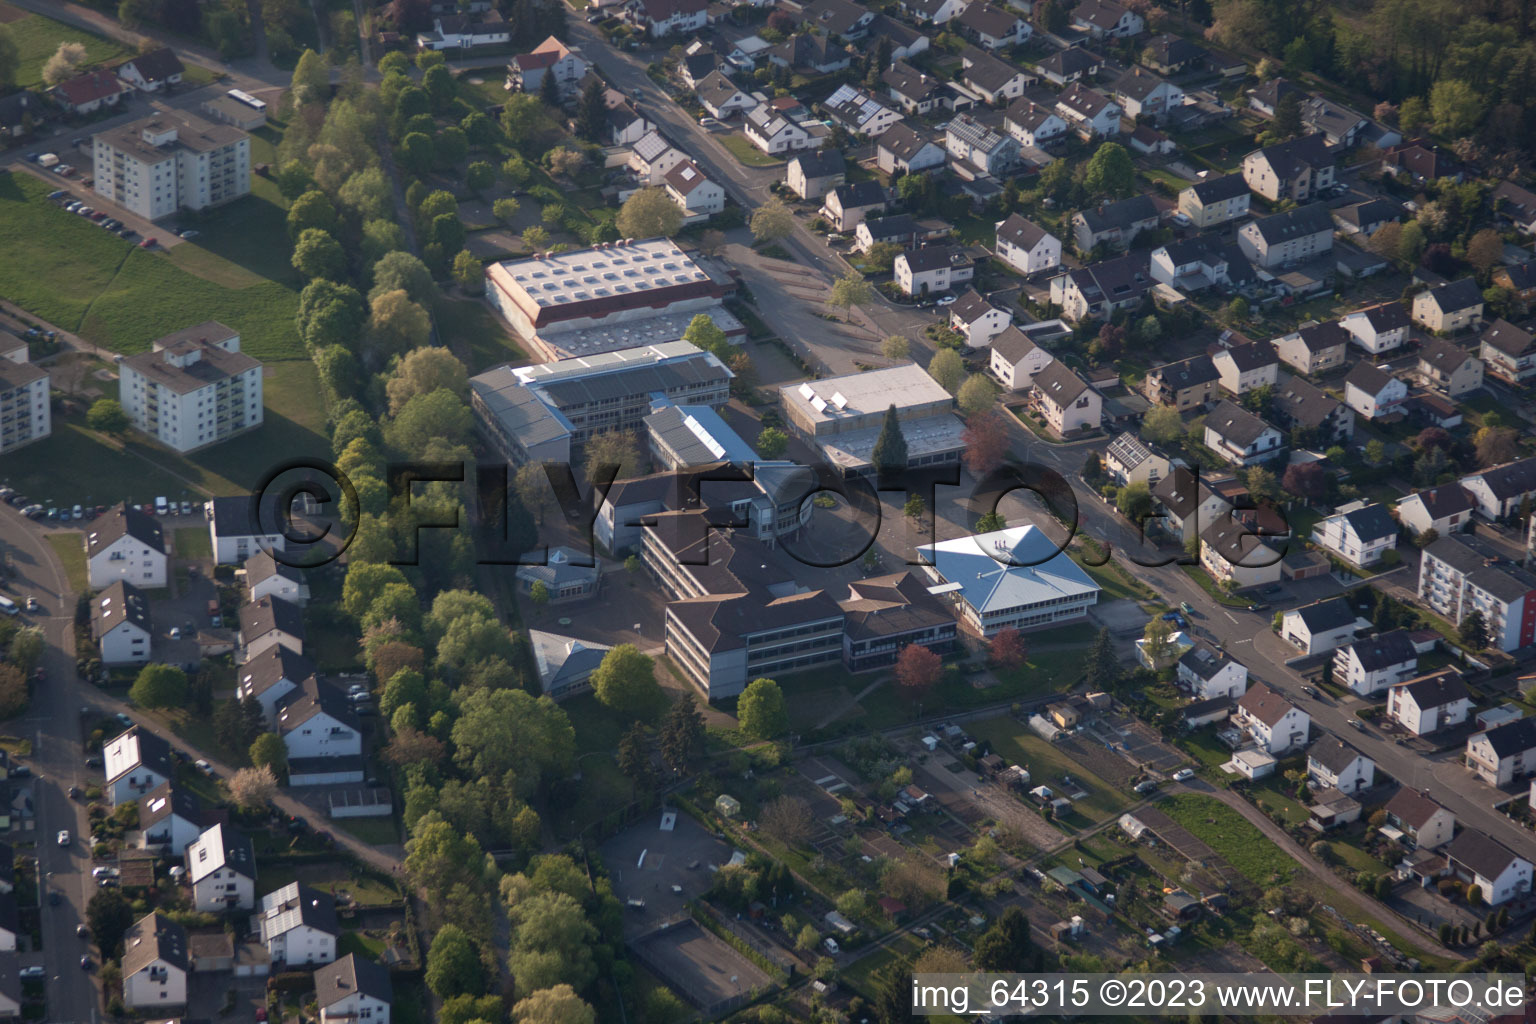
[1249, 776, 1310, 826]
[967, 714, 1130, 823]
[332, 817, 401, 847]
[45, 533, 88, 593]
[173, 527, 212, 560]
[1329, 837, 1394, 877]
[0, 171, 302, 360]
[437, 296, 527, 373]
[3, 6, 131, 89]
[2, 419, 207, 505]
[1159, 792, 1298, 886]
[718, 133, 784, 167]
[337, 930, 387, 960]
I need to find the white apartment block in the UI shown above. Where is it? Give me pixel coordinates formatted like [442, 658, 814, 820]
[93, 110, 251, 220]
[119, 322, 263, 452]
[0, 339, 50, 454]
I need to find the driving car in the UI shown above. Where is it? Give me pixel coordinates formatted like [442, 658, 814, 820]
[25, 597, 38, 612]
[76, 924, 89, 938]
[20, 966, 43, 979]
[936, 295, 957, 305]
[1350, 719, 1366, 732]
[80, 955, 92, 970]
[1172, 768, 1194, 781]
[57, 830, 70, 846]
[91, 866, 119, 879]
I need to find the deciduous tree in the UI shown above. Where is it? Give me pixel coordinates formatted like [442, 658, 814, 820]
[882, 334, 911, 359]
[957, 373, 998, 416]
[386, 347, 467, 414]
[292, 228, 346, 281]
[760, 795, 815, 845]
[827, 272, 872, 321]
[737, 677, 787, 739]
[369, 289, 432, 356]
[591, 644, 663, 721]
[87, 399, 130, 436]
[42, 42, 87, 86]
[249, 732, 288, 777]
[989, 627, 1026, 669]
[962, 410, 1008, 476]
[229, 765, 279, 810]
[895, 643, 942, 700]
[1082, 141, 1135, 199]
[426, 924, 485, 999]
[751, 197, 795, 242]
[512, 985, 596, 1024]
[130, 664, 187, 709]
[928, 348, 963, 393]
[616, 187, 683, 238]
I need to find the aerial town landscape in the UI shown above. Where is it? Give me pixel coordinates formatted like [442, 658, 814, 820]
[2, 0, 1536, 1019]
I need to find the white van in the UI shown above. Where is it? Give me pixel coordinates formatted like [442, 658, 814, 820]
[0, 596, 17, 617]
[154, 496, 169, 515]
[37, 153, 59, 168]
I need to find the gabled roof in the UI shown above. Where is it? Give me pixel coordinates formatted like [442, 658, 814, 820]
[1237, 681, 1298, 727]
[883, 61, 940, 101]
[664, 159, 714, 197]
[1334, 502, 1397, 542]
[91, 580, 152, 640]
[1249, 133, 1334, 178]
[961, 47, 1026, 93]
[830, 180, 887, 210]
[877, 122, 939, 162]
[1420, 277, 1482, 314]
[1247, 203, 1333, 245]
[899, 244, 963, 273]
[1105, 431, 1157, 470]
[139, 782, 204, 831]
[277, 675, 360, 734]
[1143, 32, 1205, 67]
[1185, 172, 1248, 205]
[1468, 456, 1536, 500]
[1219, 339, 1277, 373]
[54, 69, 124, 105]
[990, 325, 1044, 365]
[1333, 198, 1402, 230]
[1343, 361, 1400, 397]
[1037, 46, 1101, 79]
[1003, 96, 1062, 133]
[1274, 374, 1345, 429]
[801, 0, 870, 34]
[1205, 399, 1275, 447]
[1057, 81, 1116, 119]
[1493, 180, 1536, 221]
[1248, 76, 1301, 110]
[316, 953, 394, 1009]
[1153, 353, 1219, 391]
[1072, 0, 1132, 30]
[187, 823, 256, 884]
[1343, 628, 1416, 671]
[694, 70, 744, 109]
[239, 596, 306, 645]
[1398, 483, 1474, 521]
[1290, 321, 1351, 353]
[1178, 639, 1235, 680]
[1477, 716, 1536, 759]
[122, 913, 188, 976]
[260, 881, 340, 940]
[1307, 735, 1366, 773]
[245, 549, 304, 589]
[1393, 668, 1470, 710]
[1153, 466, 1222, 519]
[1447, 828, 1528, 880]
[957, 3, 1021, 37]
[949, 288, 998, 324]
[1078, 194, 1158, 234]
[1032, 360, 1091, 407]
[1384, 787, 1447, 829]
[122, 47, 185, 84]
[239, 644, 317, 699]
[996, 212, 1053, 251]
[1287, 595, 1356, 633]
[790, 148, 844, 180]
[1300, 95, 1366, 138]
[1113, 66, 1173, 103]
[86, 503, 165, 559]
[1481, 319, 1534, 358]
[1347, 301, 1409, 333]
[636, 0, 707, 21]
[105, 727, 175, 786]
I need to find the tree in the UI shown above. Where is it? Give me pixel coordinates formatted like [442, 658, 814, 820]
[249, 732, 288, 776]
[129, 664, 187, 709]
[1116, 481, 1153, 524]
[450, 688, 575, 796]
[616, 188, 683, 238]
[1245, 465, 1279, 502]
[682, 313, 730, 358]
[399, 131, 436, 177]
[871, 955, 915, 1024]
[1282, 461, 1327, 500]
[508, 891, 597, 996]
[522, 225, 551, 252]
[827, 272, 872, 321]
[1399, 220, 1427, 265]
[750, 197, 795, 242]
[87, 398, 130, 437]
[575, 78, 608, 142]
[895, 643, 942, 700]
[538, 60, 562, 106]
[584, 429, 642, 478]
[87, 889, 134, 959]
[591, 644, 663, 721]
[957, 374, 998, 416]
[386, 347, 467, 414]
[616, 724, 654, 797]
[1140, 403, 1183, 444]
[6, 627, 42, 675]
[871, 404, 908, 480]
[229, 765, 279, 810]
[512, 985, 596, 1024]
[42, 41, 88, 86]
[369, 289, 432, 357]
[292, 228, 346, 281]
[1142, 616, 1178, 667]
[372, 251, 435, 306]
[426, 924, 485, 999]
[1083, 626, 1118, 687]
[545, 146, 585, 178]
[1467, 228, 1505, 281]
[1475, 426, 1520, 467]
[0, 664, 26, 720]
[760, 796, 815, 845]
[882, 334, 911, 360]
[737, 677, 787, 739]
[962, 411, 1008, 476]
[1430, 78, 1483, 138]
[1273, 91, 1302, 140]
[453, 251, 484, 293]
[288, 189, 338, 239]
[928, 348, 963, 393]
[796, 923, 820, 951]
[757, 427, 789, 458]
[1459, 610, 1487, 649]
[973, 906, 1034, 972]
[904, 493, 926, 521]
[1225, 297, 1249, 323]
[494, 197, 521, 225]
[659, 694, 703, 774]
[976, 510, 1006, 533]
[989, 627, 1026, 670]
[1082, 142, 1135, 199]
[0, 25, 16, 91]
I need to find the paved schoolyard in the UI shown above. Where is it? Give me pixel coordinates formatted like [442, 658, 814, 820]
[601, 810, 735, 940]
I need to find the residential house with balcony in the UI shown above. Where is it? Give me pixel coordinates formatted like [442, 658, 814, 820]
[1151, 467, 1235, 544]
[883, 61, 945, 114]
[1212, 340, 1279, 396]
[1241, 133, 1336, 203]
[1299, 95, 1367, 146]
[1340, 302, 1410, 356]
[506, 36, 587, 95]
[1331, 197, 1402, 236]
[944, 116, 1019, 176]
[1480, 319, 1536, 385]
[1274, 322, 1349, 375]
[1149, 237, 1239, 294]
[1281, 596, 1366, 654]
[1204, 400, 1284, 466]
[1176, 641, 1248, 700]
[1055, 82, 1122, 139]
[1333, 629, 1418, 697]
[1140, 33, 1206, 74]
[86, 503, 167, 590]
[1049, 253, 1152, 322]
[825, 84, 904, 137]
[318, 955, 393, 1024]
[1237, 204, 1333, 268]
[1144, 354, 1220, 411]
[138, 783, 204, 856]
[1177, 173, 1250, 228]
[1272, 373, 1354, 442]
[1103, 432, 1168, 489]
[1030, 361, 1101, 434]
[1246, 76, 1302, 118]
[959, 48, 1031, 104]
[875, 123, 946, 175]
[1387, 668, 1472, 736]
[956, 5, 1029, 49]
[1418, 534, 1536, 652]
[895, 245, 973, 296]
[994, 213, 1061, 276]
[1411, 278, 1483, 334]
[1492, 262, 1536, 304]
[104, 727, 174, 807]
[696, 72, 757, 119]
[1235, 681, 1310, 754]
[259, 882, 339, 967]
[822, 181, 889, 233]
[122, 913, 188, 1010]
[949, 289, 1011, 348]
[245, 550, 310, 607]
[1461, 456, 1536, 520]
[1416, 338, 1484, 397]
[1342, 363, 1408, 421]
[239, 596, 305, 661]
[1467, 717, 1536, 787]
[1382, 788, 1455, 848]
[627, 130, 687, 185]
[664, 160, 725, 219]
[988, 326, 1055, 391]
[1313, 502, 1397, 568]
[1199, 507, 1286, 588]
[91, 581, 153, 666]
[629, 0, 708, 37]
[743, 106, 810, 154]
[1003, 98, 1068, 149]
[1112, 67, 1184, 122]
[186, 823, 256, 912]
[1307, 736, 1375, 794]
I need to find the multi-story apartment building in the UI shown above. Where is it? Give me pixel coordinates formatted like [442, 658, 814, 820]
[1240, 133, 1335, 202]
[470, 340, 733, 465]
[118, 322, 263, 452]
[1418, 534, 1536, 652]
[1177, 173, 1250, 228]
[93, 110, 251, 220]
[0, 338, 50, 453]
[1480, 319, 1536, 385]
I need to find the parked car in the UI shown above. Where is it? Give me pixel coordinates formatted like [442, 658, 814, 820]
[195, 759, 214, 776]
[178, 229, 199, 240]
[20, 966, 44, 979]
[91, 867, 119, 880]
[76, 206, 94, 217]
[55, 165, 74, 177]
[1350, 719, 1366, 732]
[140, 238, 157, 248]
[9, 764, 28, 778]
[119, 229, 136, 239]
[57, 830, 70, 846]
[85, 755, 103, 769]
[76, 924, 89, 938]
[25, 597, 39, 612]
[89, 211, 106, 221]
[1172, 768, 1195, 781]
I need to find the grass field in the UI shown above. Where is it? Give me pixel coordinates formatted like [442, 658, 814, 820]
[438, 297, 526, 373]
[1159, 792, 1298, 886]
[719, 133, 784, 167]
[967, 714, 1131, 822]
[1, 5, 131, 89]
[0, 172, 302, 360]
[173, 527, 212, 560]
[45, 533, 87, 593]
[2, 419, 205, 505]
[332, 817, 401, 847]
